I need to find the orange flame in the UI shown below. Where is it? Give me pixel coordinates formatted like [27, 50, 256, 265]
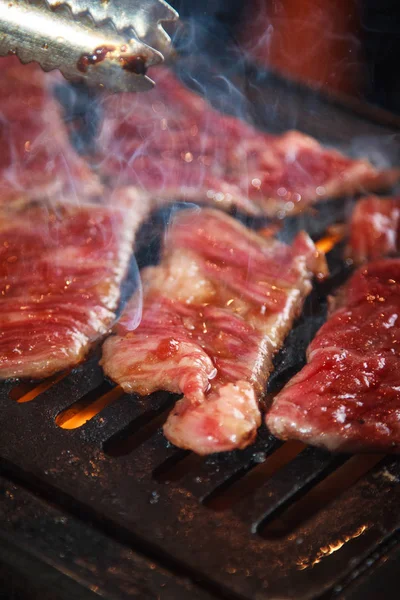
[296, 524, 368, 570]
[11, 372, 68, 403]
[316, 229, 344, 254]
[57, 385, 124, 430]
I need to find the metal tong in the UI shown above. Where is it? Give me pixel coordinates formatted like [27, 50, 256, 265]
[0, 0, 178, 92]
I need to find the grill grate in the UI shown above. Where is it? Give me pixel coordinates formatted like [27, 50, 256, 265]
[0, 475, 215, 600]
[1, 358, 400, 600]
[1, 56, 400, 600]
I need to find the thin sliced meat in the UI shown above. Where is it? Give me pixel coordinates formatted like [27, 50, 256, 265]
[0, 57, 101, 205]
[0, 188, 146, 379]
[348, 196, 400, 263]
[95, 67, 399, 218]
[267, 259, 400, 453]
[101, 208, 327, 454]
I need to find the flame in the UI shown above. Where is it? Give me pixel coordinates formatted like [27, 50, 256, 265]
[57, 385, 124, 429]
[315, 229, 344, 254]
[12, 371, 68, 403]
[258, 224, 283, 238]
[296, 524, 369, 570]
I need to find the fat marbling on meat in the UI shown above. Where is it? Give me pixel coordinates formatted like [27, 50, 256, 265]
[348, 196, 400, 264]
[101, 208, 327, 454]
[95, 67, 399, 218]
[267, 258, 400, 452]
[0, 189, 146, 379]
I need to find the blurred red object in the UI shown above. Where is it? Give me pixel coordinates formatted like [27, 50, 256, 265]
[241, 0, 363, 96]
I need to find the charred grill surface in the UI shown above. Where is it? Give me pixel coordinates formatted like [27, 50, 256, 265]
[0, 54, 400, 600]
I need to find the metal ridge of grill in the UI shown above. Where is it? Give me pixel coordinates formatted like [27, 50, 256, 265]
[1, 55, 400, 600]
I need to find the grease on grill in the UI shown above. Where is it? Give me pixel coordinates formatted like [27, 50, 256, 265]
[77, 46, 148, 77]
[77, 45, 116, 73]
[119, 55, 147, 75]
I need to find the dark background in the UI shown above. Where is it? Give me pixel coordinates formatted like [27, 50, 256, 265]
[169, 0, 400, 115]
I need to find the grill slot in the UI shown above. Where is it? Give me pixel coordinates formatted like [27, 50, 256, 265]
[234, 447, 342, 529]
[172, 427, 278, 500]
[9, 382, 36, 402]
[10, 372, 68, 403]
[204, 440, 305, 511]
[102, 393, 177, 457]
[153, 450, 200, 483]
[55, 381, 121, 429]
[35, 358, 106, 416]
[260, 454, 385, 538]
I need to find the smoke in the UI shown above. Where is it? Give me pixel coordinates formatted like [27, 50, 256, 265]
[118, 251, 143, 331]
[347, 134, 400, 170]
[4, 8, 397, 339]
[63, 7, 398, 330]
[54, 81, 102, 156]
[0, 58, 104, 209]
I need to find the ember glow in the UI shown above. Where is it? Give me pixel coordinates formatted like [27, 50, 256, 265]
[315, 230, 344, 254]
[296, 524, 369, 570]
[57, 385, 124, 429]
[10, 371, 67, 403]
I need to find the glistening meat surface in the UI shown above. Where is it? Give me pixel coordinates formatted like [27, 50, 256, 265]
[101, 209, 326, 454]
[0, 57, 101, 205]
[267, 259, 400, 452]
[95, 67, 399, 218]
[348, 196, 400, 263]
[0, 190, 145, 379]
